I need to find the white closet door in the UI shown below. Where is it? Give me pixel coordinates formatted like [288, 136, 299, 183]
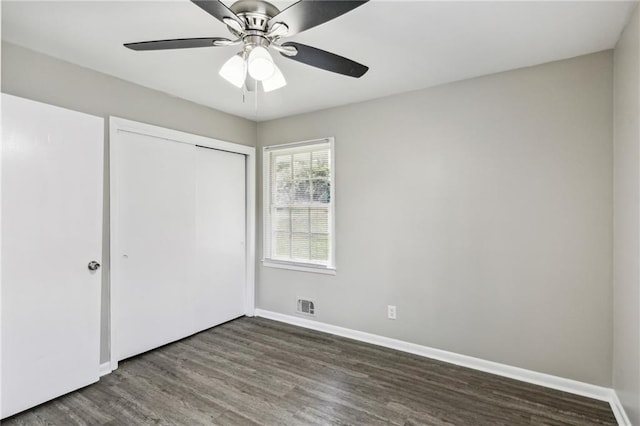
[114, 131, 196, 361]
[194, 147, 246, 330]
[1, 94, 103, 418]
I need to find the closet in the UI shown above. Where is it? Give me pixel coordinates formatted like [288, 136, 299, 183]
[110, 118, 254, 365]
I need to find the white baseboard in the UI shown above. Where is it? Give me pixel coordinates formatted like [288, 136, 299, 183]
[254, 309, 629, 425]
[99, 362, 112, 377]
[609, 391, 632, 426]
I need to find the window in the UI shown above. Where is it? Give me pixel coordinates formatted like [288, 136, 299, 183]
[263, 138, 335, 274]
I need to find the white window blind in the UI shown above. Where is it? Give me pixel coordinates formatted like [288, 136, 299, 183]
[263, 138, 335, 272]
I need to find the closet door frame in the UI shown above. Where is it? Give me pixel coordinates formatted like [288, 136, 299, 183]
[108, 116, 255, 371]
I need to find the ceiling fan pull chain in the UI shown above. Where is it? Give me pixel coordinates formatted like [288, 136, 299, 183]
[254, 84, 259, 116]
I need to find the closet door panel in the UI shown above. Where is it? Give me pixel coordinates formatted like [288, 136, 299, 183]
[115, 132, 196, 361]
[194, 147, 246, 330]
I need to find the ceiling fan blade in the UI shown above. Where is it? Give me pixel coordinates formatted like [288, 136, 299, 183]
[280, 42, 368, 78]
[268, 1, 368, 37]
[124, 37, 231, 51]
[191, 0, 244, 27]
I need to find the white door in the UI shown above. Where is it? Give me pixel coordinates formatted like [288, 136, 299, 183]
[1, 94, 103, 418]
[113, 131, 197, 361]
[112, 129, 247, 363]
[195, 147, 246, 330]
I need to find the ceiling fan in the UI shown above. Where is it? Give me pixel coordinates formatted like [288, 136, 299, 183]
[124, 0, 370, 92]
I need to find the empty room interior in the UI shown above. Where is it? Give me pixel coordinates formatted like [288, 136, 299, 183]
[1, 0, 640, 424]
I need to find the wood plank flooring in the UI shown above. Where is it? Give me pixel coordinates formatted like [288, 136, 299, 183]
[4, 317, 617, 425]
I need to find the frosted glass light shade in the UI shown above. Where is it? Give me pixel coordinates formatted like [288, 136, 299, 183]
[262, 63, 286, 92]
[219, 54, 245, 88]
[248, 46, 275, 81]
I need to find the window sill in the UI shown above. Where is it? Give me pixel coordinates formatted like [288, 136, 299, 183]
[262, 260, 336, 275]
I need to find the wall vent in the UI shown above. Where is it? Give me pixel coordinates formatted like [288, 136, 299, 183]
[296, 298, 315, 316]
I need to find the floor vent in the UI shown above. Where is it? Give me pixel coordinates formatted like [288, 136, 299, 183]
[297, 298, 315, 316]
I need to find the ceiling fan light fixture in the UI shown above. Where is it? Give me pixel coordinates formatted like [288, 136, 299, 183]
[247, 45, 275, 81]
[219, 53, 246, 88]
[262, 63, 286, 92]
[126, 0, 370, 95]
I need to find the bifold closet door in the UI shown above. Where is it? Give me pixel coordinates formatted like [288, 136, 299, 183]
[1, 94, 103, 418]
[113, 130, 247, 362]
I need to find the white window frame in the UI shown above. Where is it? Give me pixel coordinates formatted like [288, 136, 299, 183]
[262, 137, 336, 275]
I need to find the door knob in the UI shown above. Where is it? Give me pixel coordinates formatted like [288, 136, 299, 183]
[88, 261, 101, 271]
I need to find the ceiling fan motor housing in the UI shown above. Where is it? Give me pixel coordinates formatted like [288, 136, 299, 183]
[230, 0, 279, 31]
[242, 34, 270, 54]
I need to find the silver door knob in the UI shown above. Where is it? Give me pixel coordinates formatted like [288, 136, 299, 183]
[88, 261, 101, 271]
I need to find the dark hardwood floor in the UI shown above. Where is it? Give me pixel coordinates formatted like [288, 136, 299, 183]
[4, 317, 616, 425]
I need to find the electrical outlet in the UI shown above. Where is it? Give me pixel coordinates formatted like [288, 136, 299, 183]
[387, 305, 397, 320]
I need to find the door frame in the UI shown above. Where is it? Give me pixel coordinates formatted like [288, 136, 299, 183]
[108, 116, 256, 371]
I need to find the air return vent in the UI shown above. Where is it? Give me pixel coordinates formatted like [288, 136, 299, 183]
[296, 298, 315, 316]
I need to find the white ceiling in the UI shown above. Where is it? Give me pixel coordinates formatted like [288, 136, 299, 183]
[2, 1, 636, 121]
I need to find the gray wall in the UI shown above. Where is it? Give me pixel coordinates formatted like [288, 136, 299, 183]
[613, 4, 640, 423]
[257, 51, 614, 386]
[1, 41, 620, 390]
[1, 42, 258, 363]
